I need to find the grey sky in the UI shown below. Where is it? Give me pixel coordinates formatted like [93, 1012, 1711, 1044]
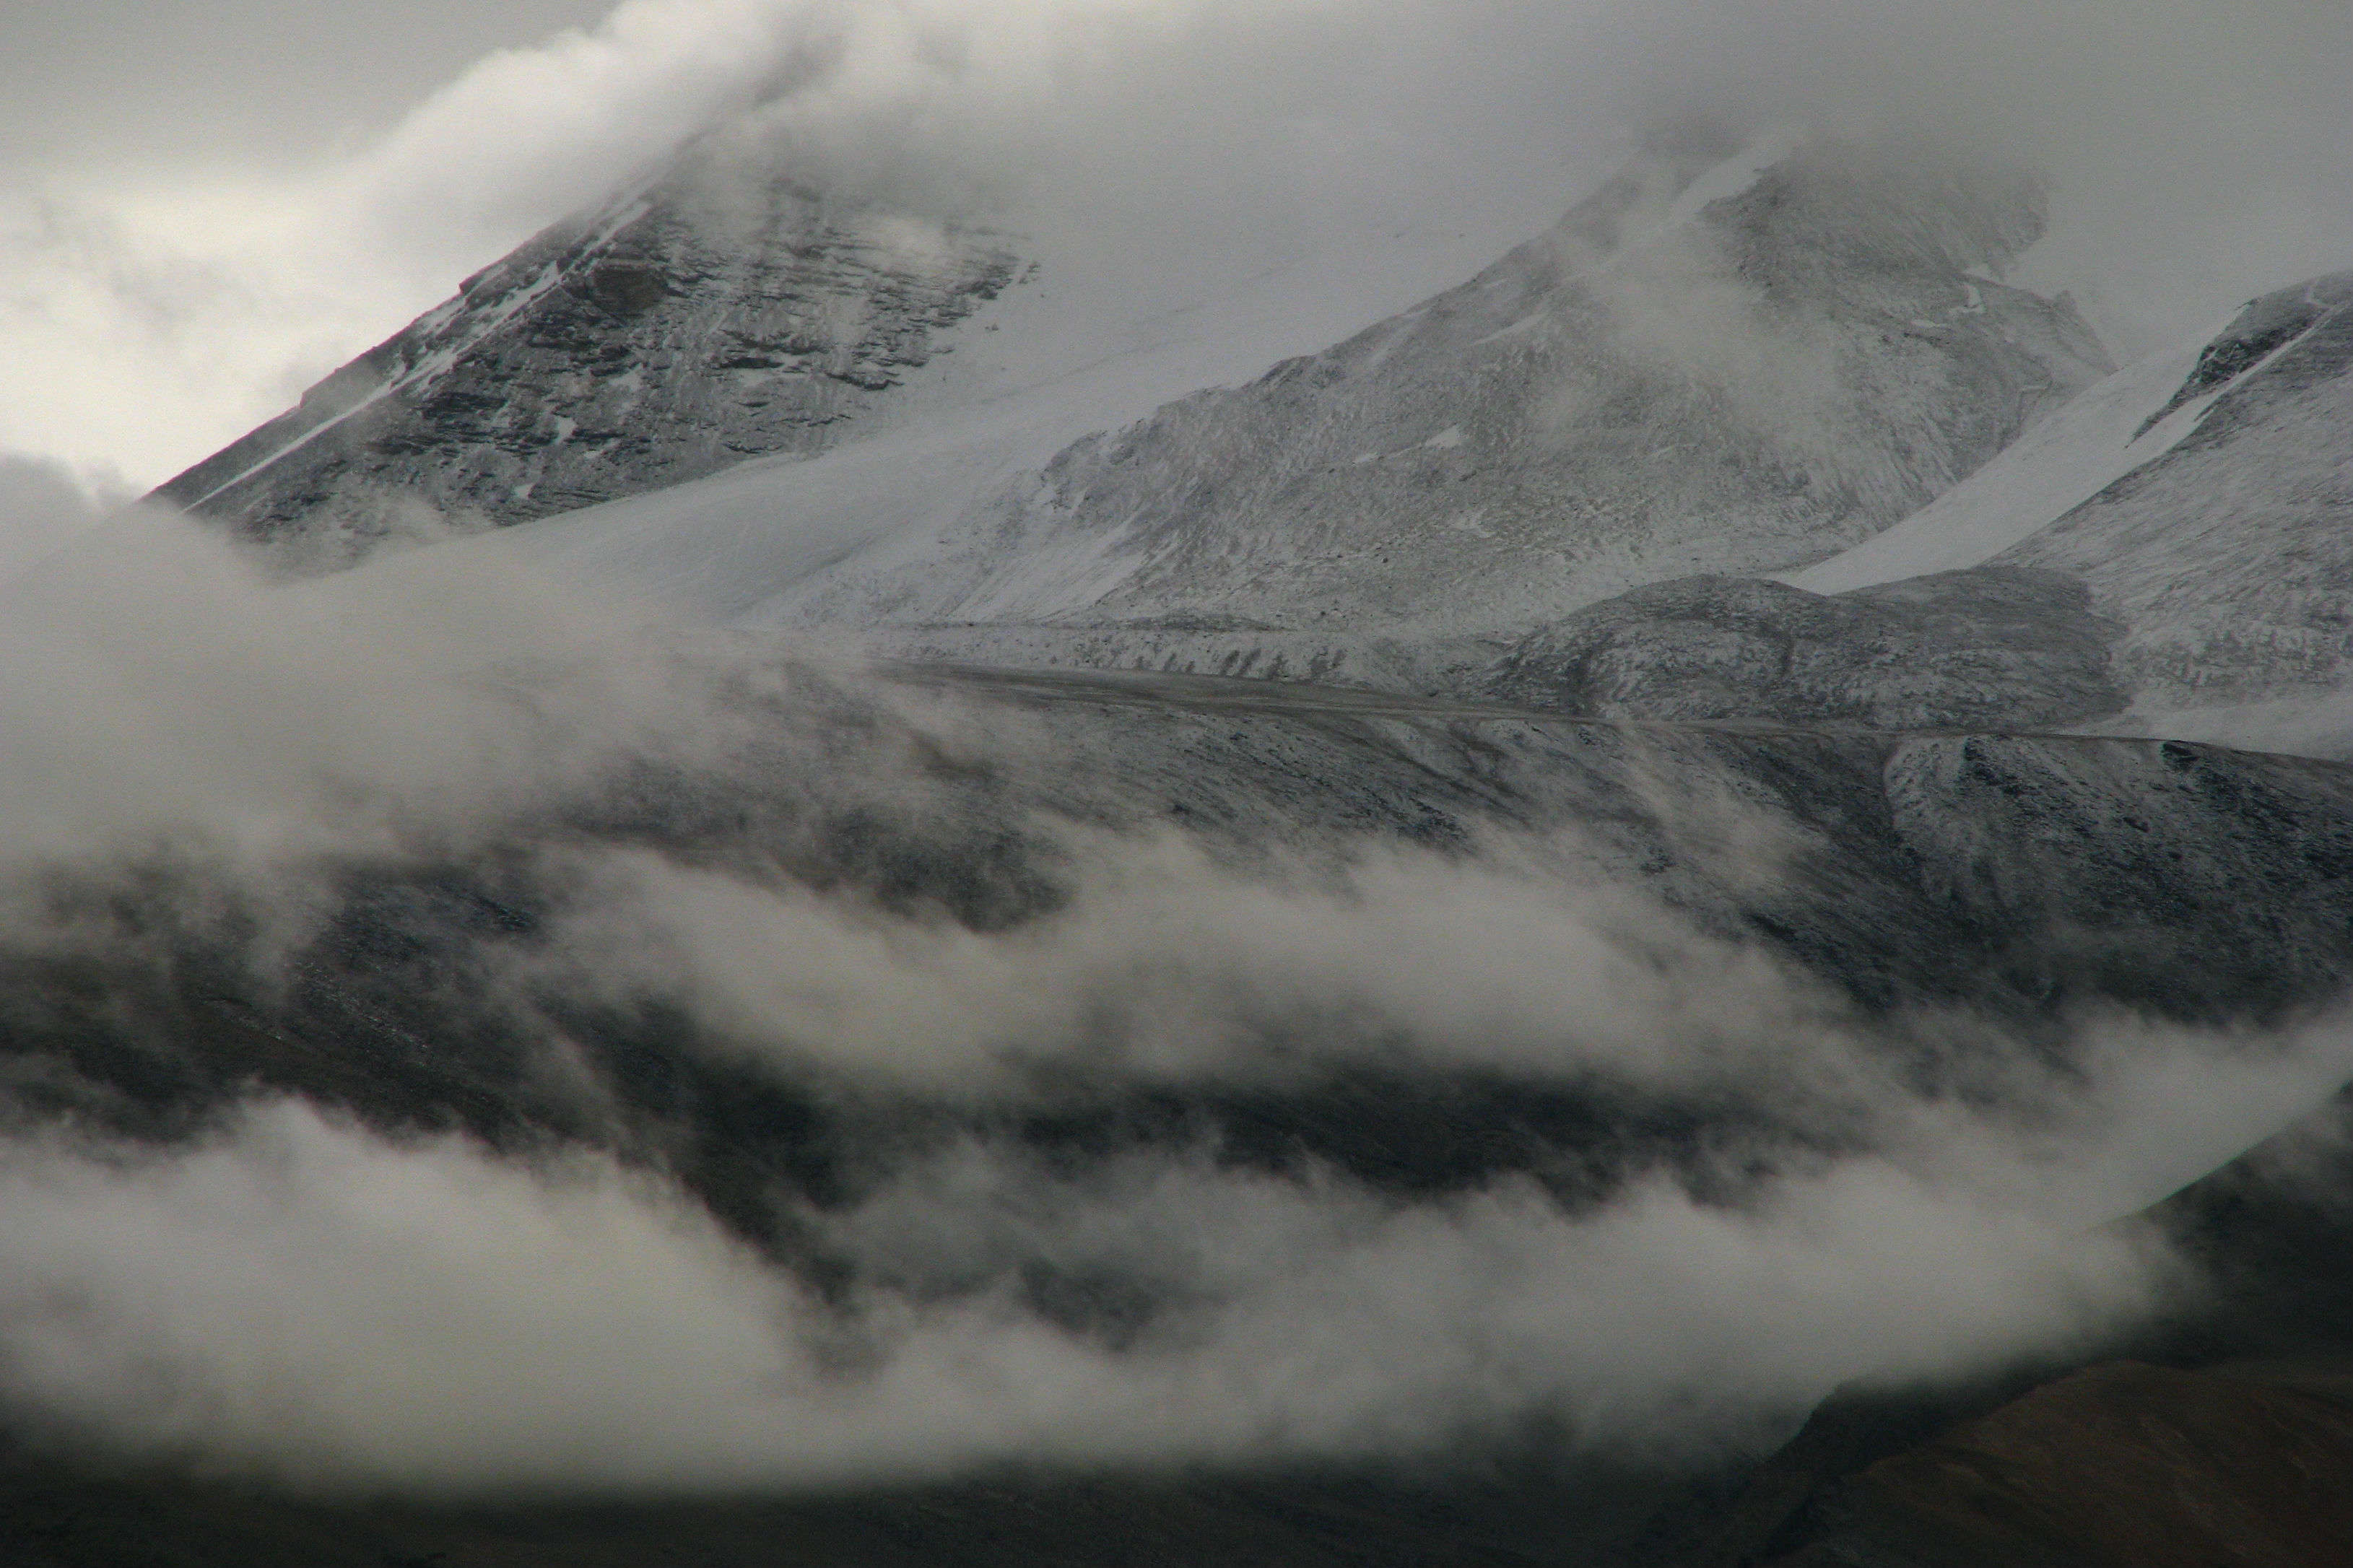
[0, 1, 615, 170]
[3, 0, 2350, 489]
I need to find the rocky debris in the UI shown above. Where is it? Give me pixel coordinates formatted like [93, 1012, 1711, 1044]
[1482, 566, 2124, 729]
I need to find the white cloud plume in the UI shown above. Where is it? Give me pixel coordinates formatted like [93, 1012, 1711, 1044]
[0, 497, 2334, 1492]
[0, 1099, 2169, 1491]
[10, 0, 2353, 482]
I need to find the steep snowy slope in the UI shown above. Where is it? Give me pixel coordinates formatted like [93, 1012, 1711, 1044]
[2006, 276, 2353, 736]
[1780, 339, 2211, 595]
[153, 155, 1023, 565]
[249, 188, 1562, 619]
[1755, 272, 2353, 755]
[260, 132, 2109, 694]
[744, 133, 2109, 676]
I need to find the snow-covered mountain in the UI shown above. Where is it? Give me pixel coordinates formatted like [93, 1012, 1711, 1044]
[166, 132, 2112, 683]
[1437, 268, 2353, 765]
[136, 109, 2353, 756]
[162, 120, 2353, 765]
[45, 112, 2353, 1564]
[1580, 271, 2353, 756]
[754, 131, 2110, 677]
[2004, 277, 2353, 749]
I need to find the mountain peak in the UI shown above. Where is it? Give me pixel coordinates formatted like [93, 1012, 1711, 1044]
[760, 134, 2108, 683]
[152, 165, 1025, 568]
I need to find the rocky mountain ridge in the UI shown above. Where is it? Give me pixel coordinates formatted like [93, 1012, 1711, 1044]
[761, 133, 2112, 668]
[155, 159, 1023, 566]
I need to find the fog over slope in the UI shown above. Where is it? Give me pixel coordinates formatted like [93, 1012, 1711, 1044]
[0, 509, 2349, 1491]
[3, 0, 2353, 1523]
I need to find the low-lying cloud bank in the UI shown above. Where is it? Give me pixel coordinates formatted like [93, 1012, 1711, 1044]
[8, 1012, 2347, 1493]
[0, 1100, 2169, 1491]
[1, 0, 2350, 1507]
[0, 500, 2343, 1492]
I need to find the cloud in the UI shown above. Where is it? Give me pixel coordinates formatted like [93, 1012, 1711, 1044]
[14, 0, 2353, 482]
[0, 498, 2338, 1494]
[529, 835, 1884, 1099]
[0, 1099, 2168, 1491]
[0, 1, 619, 172]
[1, 1, 2352, 1493]
[0, 502, 658, 868]
[0, 452, 110, 583]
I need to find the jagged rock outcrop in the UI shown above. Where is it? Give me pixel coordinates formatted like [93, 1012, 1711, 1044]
[154, 163, 1022, 565]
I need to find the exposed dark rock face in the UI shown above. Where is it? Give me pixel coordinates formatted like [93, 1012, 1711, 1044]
[1658, 1360, 2353, 1568]
[2135, 273, 2353, 437]
[152, 167, 1022, 565]
[1482, 566, 2124, 729]
[1635, 1083, 2353, 1568]
[1809, 1362, 2353, 1568]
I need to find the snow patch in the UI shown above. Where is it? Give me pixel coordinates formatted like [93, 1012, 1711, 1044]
[1658, 128, 1808, 232]
[1783, 341, 2209, 594]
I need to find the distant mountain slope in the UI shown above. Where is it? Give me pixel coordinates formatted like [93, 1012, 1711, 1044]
[2005, 278, 2353, 720]
[11, 663, 2353, 1564]
[249, 132, 2112, 693]
[27, 661, 2353, 1185]
[1481, 565, 2125, 730]
[1771, 272, 2353, 756]
[1661, 1356, 2353, 1568]
[758, 133, 2110, 671]
[152, 160, 1022, 566]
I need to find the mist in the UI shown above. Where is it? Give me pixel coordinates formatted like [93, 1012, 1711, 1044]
[0, 1100, 2171, 1491]
[6, 0, 2353, 484]
[0, 494, 2340, 1491]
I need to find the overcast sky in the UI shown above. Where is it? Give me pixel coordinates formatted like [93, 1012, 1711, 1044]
[0, 0, 638, 491]
[4, 0, 2352, 494]
[0, 1, 614, 171]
